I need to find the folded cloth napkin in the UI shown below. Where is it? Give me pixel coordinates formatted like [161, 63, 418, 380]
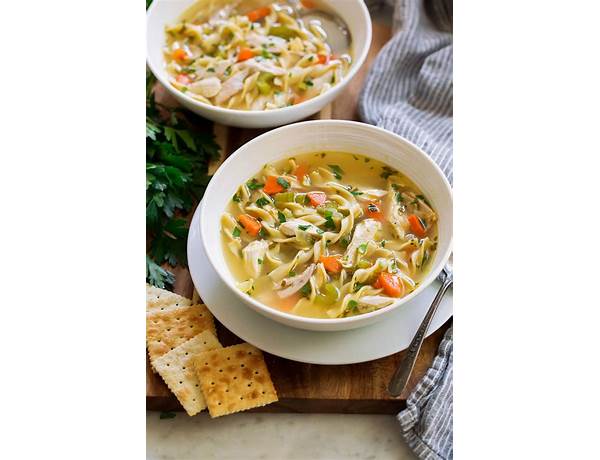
[359, 1, 453, 459]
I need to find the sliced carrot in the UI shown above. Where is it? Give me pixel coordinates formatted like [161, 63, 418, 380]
[247, 6, 270, 22]
[375, 272, 404, 297]
[317, 54, 329, 65]
[176, 74, 191, 84]
[237, 47, 255, 62]
[307, 191, 327, 206]
[239, 214, 261, 236]
[172, 48, 188, 62]
[294, 164, 308, 181]
[263, 176, 284, 195]
[301, 0, 316, 8]
[408, 214, 427, 238]
[293, 95, 305, 105]
[319, 256, 342, 274]
[365, 201, 384, 221]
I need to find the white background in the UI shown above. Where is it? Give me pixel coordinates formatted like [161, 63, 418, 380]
[1, 0, 600, 459]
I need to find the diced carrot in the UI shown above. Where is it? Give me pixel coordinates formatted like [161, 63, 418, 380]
[176, 74, 191, 84]
[408, 214, 427, 238]
[375, 272, 404, 297]
[365, 201, 384, 221]
[263, 176, 284, 195]
[294, 164, 308, 181]
[317, 54, 329, 65]
[301, 0, 316, 8]
[319, 256, 342, 274]
[293, 95, 305, 105]
[172, 48, 188, 62]
[239, 214, 261, 236]
[307, 191, 327, 206]
[247, 6, 270, 22]
[237, 47, 255, 62]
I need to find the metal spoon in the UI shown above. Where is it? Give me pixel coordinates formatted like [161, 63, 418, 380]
[287, 1, 351, 54]
[387, 260, 453, 397]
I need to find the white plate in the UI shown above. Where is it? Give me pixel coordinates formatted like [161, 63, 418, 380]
[188, 200, 453, 365]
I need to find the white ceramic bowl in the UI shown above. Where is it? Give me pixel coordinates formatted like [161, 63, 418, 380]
[194, 120, 453, 331]
[146, 0, 372, 128]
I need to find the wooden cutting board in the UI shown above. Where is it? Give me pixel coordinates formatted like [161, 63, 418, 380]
[147, 22, 452, 414]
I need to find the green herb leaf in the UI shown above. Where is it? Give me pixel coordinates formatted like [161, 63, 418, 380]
[247, 178, 264, 190]
[277, 211, 287, 223]
[288, 270, 297, 277]
[358, 243, 368, 254]
[380, 166, 397, 179]
[298, 224, 310, 231]
[258, 227, 268, 238]
[232, 227, 241, 238]
[146, 256, 175, 289]
[276, 177, 290, 189]
[300, 282, 311, 297]
[348, 300, 358, 311]
[256, 197, 270, 208]
[232, 193, 241, 203]
[328, 164, 344, 180]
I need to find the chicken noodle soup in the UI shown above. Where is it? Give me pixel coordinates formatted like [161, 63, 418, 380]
[164, 0, 351, 110]
[221, 152, 438, 319]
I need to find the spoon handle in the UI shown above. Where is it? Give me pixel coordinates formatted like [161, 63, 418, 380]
[387, 276, 453, 397]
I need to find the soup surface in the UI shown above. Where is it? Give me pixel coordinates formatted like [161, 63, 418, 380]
[164, 0, 351, 110]
[221, 152, 438, 319]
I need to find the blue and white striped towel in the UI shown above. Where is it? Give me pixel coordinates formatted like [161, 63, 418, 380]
[359, 1, 453, 459]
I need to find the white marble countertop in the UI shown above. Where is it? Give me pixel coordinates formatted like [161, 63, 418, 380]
[147, 412, 417, 460]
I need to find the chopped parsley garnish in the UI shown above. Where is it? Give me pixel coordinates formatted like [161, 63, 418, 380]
[246, 178, 264, 190]
[316, 228, 325, 234]
[380, 240, 386, 248]
[288, 270, 296, 277]
[257, 258, 263, 265]
[277, 211, 286, 223]
[304, 79, 314, 86]
[340, 235, 351, 248]
[380, 166, 397, 179]
[324, 214, 336, 230]
[256, 197, 270, 208]
[232, 227, 241, 238]
[181, 87, 188, 92]
[350, 188, 363, 196]
[232, 193, 241, 203]
[328, 164, 344, 180]
[357, 243, 368, 254]
[261, 49, 272, 59]
[298, 224, 310, 231]
[347, 300, 359, 311]
[224, 66, 232, 76]
[395, 192, 404, 203]
[258, 227, 268, 238]
[207, 67, 215, 72]
[416, 194, 432, 207]
[181, 67, 195, 74]
[300, 282, 311, 297]
[276, 177, 290, 189]
[353, 283, 364, 293]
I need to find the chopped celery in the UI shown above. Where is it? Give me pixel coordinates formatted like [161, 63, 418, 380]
[274, 191, 295, 203]
[269, 25, 297, 40]
[256, 72, 274, 95]
[316, 283, 340, 305]
[357, 259, 371, 269]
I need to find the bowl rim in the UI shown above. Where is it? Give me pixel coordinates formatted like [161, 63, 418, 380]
[146, 0, 373, 117]
[198, 119, 453, 326]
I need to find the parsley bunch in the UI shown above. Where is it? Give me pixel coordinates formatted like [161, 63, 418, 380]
[146, 70, 220, 288]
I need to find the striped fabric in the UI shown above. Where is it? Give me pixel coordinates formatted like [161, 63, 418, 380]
[359, 0, 453, 184]
[359, 1, 453, 459]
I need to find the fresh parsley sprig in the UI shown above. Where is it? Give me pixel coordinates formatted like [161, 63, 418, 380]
[146, 70, 220, 288]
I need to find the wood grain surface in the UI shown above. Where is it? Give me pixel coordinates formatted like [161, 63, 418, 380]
[147, 22, 452, 414]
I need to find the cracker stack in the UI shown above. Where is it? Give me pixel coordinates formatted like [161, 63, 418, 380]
[146, 287, 278, 417]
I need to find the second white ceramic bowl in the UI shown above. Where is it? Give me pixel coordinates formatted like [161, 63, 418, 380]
[194, 120, 453, 331]
[146, 0, 372, 128]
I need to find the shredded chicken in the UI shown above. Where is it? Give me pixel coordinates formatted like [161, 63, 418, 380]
[189, 77, 222, 98]
[242, 240, 268, 279]
[279, 219, 323, 238]
[277, 264, 316, 298]
[215, 68, 249, 104]
[343, 219, 381, 265]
